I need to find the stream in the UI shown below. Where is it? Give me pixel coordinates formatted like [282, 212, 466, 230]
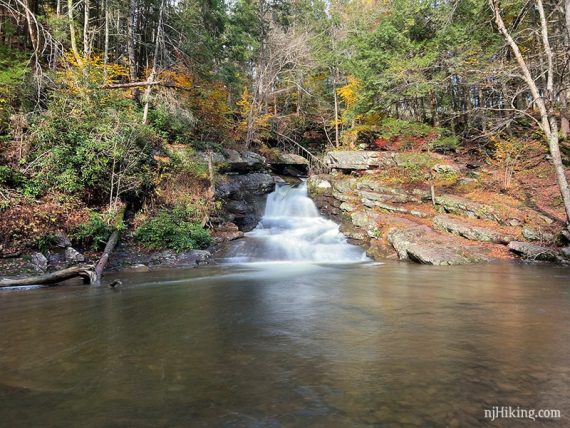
[0, 183, 569, 427]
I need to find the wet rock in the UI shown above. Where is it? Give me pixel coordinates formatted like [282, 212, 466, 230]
[270, 153, 310, 176]
[173, 250, 212, 266]
[216, 173, 275, 232]
[306, 176, 332, 195]
[435, 194, 500, 223]
[388, 226, 491, 265]
[325, 151, 396, 170]
[212, 222, 244, 243]
[107, 247, 213, 271]
[433, 215, 514, 244]
[65, 247, 85, 264]
[339, 224, 369, 242]
[30, 252, 48, 272]
[522, 226, 554, 242]
[129, 264, 150, 272]
[366, 239, 397, 260]
[508, 241, 559, 262]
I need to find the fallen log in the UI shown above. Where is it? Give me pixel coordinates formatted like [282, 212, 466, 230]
[0, 207, 126, 288]
[92, 228, 120, 286]
[0, 265, 95, 288]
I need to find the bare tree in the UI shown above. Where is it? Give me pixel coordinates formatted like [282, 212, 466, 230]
[489, 0, 570, 225]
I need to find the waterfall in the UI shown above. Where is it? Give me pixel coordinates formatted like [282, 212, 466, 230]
[219, 181, 368, 263]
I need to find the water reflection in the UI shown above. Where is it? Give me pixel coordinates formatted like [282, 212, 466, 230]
[0, 262, 569, 427]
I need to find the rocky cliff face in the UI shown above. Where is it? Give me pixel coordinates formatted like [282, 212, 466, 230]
[308, 154, 570, 265]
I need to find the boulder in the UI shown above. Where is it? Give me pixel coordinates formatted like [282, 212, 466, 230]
[53, 231, 72, 248]
[65, 247, 85, 264]
[522, 226, 554, 242]
[432, 164, 460, 174]
[270, 153, 310, 176]
[30, 252, 48, 272]
[306, 176, 332, 196]
[219, 149, 267, 173]
[435, 194, 500, 223]
[508, 241, 560, 262]
[212, 222, 244, 243]
[388, 226, 491, 265]
[325, 151, 396, 170]
[433, 215, 514, 244]
[216, 173, 275, 232]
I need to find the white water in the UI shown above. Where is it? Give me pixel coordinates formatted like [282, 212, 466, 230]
[220, 181, 368, 263]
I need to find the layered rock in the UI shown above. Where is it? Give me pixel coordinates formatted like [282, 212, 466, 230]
[307, 167, 565, 265]
[215, 172, 275, 232]
[270, 153, 310, 177]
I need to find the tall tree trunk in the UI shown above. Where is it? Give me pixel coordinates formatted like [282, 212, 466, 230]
[489, 0, 570, 224]
[83, 0, 90, 57]
[127, 0, 138, 82]
[103, 0, 109, 81]
[67, 0, 83, 66]
[142, 0, 165, 124]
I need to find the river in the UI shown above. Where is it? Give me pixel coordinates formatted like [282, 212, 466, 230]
[0, 184, 569, 427]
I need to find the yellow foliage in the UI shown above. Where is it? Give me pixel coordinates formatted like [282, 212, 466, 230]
[61, 53, 129, 94]
[337, 75, 361, 107]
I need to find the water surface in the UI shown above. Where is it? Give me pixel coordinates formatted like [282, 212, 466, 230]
[1, 262, 569, 427]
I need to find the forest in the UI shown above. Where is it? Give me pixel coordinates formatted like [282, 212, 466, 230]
[1, 0, 570, 259]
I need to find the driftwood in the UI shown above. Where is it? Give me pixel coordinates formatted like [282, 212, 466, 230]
[0, 265, 95, 288]
[92, 228, 120, 286]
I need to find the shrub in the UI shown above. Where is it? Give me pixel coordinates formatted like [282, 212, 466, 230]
[72, 212, 115, 250]
[25, 72, 157, 205]
[372, 118, 459, 153]
[36, 233, 59, 253]
[134, 206, 212, 251]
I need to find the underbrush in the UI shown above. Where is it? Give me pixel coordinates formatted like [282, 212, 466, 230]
[134, 205, 212, 251]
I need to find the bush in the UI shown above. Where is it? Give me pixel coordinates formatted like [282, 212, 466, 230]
[134, 206, 212, 251]
[25, 73, 157, 204]
[373, 118, 459, 152]
[72, 212, 115, 250]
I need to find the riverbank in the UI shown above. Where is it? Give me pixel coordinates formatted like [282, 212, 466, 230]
[308, 150, 570, 265]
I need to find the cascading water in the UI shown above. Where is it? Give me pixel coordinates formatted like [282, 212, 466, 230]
[219, 181, 368, 263]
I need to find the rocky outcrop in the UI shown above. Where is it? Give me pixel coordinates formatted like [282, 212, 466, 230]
[216, 149, 268, 173]
[325, 151, 396, 171]
[307, 166, 566, 265]
[388, 226, 492, 265]
[107, 247, 212, 271]
[507, 241, 562, 262]
[435, 194, 501, 223]
[433, 215, 514, 244]
[270, 153, 310, 177]
[30, 252, 48, 272]
[64, 247, 85, 263]
[211, 222, 244, 243]
[215, 172, 275, 232]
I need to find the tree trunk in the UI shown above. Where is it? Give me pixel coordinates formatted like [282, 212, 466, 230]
[142, 0, 165, 124]
[67, 0, 83, 66]
[103, 0, 109, 81]
[489, 0, 570, 224]
[0, 265, 95, 288]
[127, 0, 139, 101]
[83, 0, 90, 57]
